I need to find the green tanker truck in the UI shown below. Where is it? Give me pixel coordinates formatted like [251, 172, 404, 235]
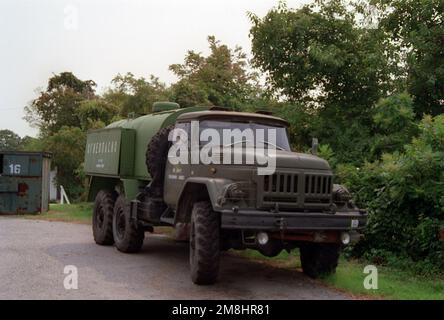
[84, 102, 367, 285]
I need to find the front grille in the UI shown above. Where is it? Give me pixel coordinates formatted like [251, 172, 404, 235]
[304, 174, 332, 203]
[263, 173, 299, 193]
[257, 171, 332, 209]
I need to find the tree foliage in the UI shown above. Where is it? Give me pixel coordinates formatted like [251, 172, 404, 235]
[77, 99, 120, 131]
[338, 115, 444, 272]
[250, 1, 443, 270]
[0, 130, 22, 151]
[103, 73, 170, 116]
[24, 72, 96, 135]
[169, 36, 260, 110]
[44, 126, 86, 199]
[249, 1, 396, 163]
[375, 0, 444, 116]
[249, 1, 393, 112]
[370, 93, 418, 159]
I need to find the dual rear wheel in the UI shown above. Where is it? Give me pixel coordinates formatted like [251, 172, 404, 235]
[93, 191, 144, 253]
[92, 194, 221, 285]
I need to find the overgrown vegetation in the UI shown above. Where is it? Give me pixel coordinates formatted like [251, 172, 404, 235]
[338, 115, 444, 274]
[249, 0, 444, 272]
[5, 0, 442, 274]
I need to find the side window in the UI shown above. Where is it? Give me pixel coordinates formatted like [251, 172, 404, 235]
[175, 122, 190, 134]
[174, 122, 191, 147]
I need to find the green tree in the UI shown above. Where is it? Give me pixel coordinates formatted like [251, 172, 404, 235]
[45, 126, 86, 199]
[249, 1, 397, 163]
[375, 0, 444, 116]
[370, 93, 418, 159]
[249, 1, 393, 112]
[77, 99, 120, 131]
[338, 114, 444, 272]
[20, 136, 45, 151]
[169, 36, 260, 110]
[169, 80, 210, 108]
[0, 129, 21, 151]
[24, 72, 96, 134]
[103, 73, 169, 116]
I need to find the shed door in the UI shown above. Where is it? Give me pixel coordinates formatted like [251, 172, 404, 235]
[0, 179, 18, 214]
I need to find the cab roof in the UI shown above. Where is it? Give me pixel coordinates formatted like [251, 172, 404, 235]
[177, 110, 289, 127]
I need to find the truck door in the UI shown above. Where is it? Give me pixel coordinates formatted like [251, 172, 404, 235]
[163, 122, 191, 207]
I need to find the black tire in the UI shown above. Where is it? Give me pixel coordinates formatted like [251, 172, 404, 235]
[146, 125, 174, 197]
[190, 201, 220, 285]
[300, 243, 340, 279]
[112, 195, 144, 253]
[92, 190, 115, 245]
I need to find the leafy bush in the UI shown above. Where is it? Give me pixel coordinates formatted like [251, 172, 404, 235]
[370, 93, 418, 160]
[338, 115, 444, 271]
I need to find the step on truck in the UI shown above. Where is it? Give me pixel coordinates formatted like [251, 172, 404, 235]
[85, 102, 367, 285]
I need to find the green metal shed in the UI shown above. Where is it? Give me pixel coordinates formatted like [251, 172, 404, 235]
[0, 151, 51, 214]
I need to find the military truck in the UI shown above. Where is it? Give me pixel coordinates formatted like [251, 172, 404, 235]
[85, 102, 367, 285]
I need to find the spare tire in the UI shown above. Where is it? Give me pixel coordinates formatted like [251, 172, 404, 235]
[146, 125, 174, 198]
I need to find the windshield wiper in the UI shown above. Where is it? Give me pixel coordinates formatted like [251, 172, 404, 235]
[223, 140, 254, 148]
[223, 140, 285, 151]
[259, 140, 285, 151]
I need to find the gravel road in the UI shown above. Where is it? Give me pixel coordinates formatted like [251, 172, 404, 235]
[0, 217, 351, 300]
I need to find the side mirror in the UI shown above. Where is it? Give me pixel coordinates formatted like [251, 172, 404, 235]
[311, 138, 318, 155]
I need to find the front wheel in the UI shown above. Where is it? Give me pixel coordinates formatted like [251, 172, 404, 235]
[300, 243, 340, 279]
[190, 201, 220, 285]
[112, 195, 144, 253]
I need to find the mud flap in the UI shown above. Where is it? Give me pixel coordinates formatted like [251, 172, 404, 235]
[130, 200, 140, 228]
[174, 222, 190, 242]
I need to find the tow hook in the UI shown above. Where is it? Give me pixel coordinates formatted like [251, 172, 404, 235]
[275, 217, 287, 231]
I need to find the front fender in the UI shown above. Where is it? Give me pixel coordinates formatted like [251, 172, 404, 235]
[177, 177, 233, 210]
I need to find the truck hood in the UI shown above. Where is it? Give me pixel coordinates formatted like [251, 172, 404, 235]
[215, 147, 331, 171]
[271, 150, 331, 170]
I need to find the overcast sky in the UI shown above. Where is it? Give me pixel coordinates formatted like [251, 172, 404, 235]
[0, 0, 309, 138]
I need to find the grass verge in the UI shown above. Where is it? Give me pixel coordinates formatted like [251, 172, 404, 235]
[235, 249, 444, 300]
[25, 203, 174, 235]
[24, 203, 93, 224]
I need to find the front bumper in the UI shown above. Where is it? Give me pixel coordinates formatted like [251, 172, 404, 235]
[220, 209, 367, 232]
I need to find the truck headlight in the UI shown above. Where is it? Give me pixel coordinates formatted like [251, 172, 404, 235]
[333, 184, 352, 203]
[341, 232, 351, 245]
[257, 232, 269, 245]
[225, 182, 253, 201]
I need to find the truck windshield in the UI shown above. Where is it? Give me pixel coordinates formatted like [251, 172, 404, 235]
[199, 120, 291, 151]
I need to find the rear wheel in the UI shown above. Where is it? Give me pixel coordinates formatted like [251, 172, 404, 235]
[300, 243, 340, 279]
[92, 190, 115, 246]
[190, 201, 220, 285]
[112, 195, 144, 253]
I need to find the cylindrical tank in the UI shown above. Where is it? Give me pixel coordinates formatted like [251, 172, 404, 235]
[86, 104, 209, 180]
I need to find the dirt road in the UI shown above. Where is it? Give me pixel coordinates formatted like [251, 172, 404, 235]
[0, 217, 350, 300]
